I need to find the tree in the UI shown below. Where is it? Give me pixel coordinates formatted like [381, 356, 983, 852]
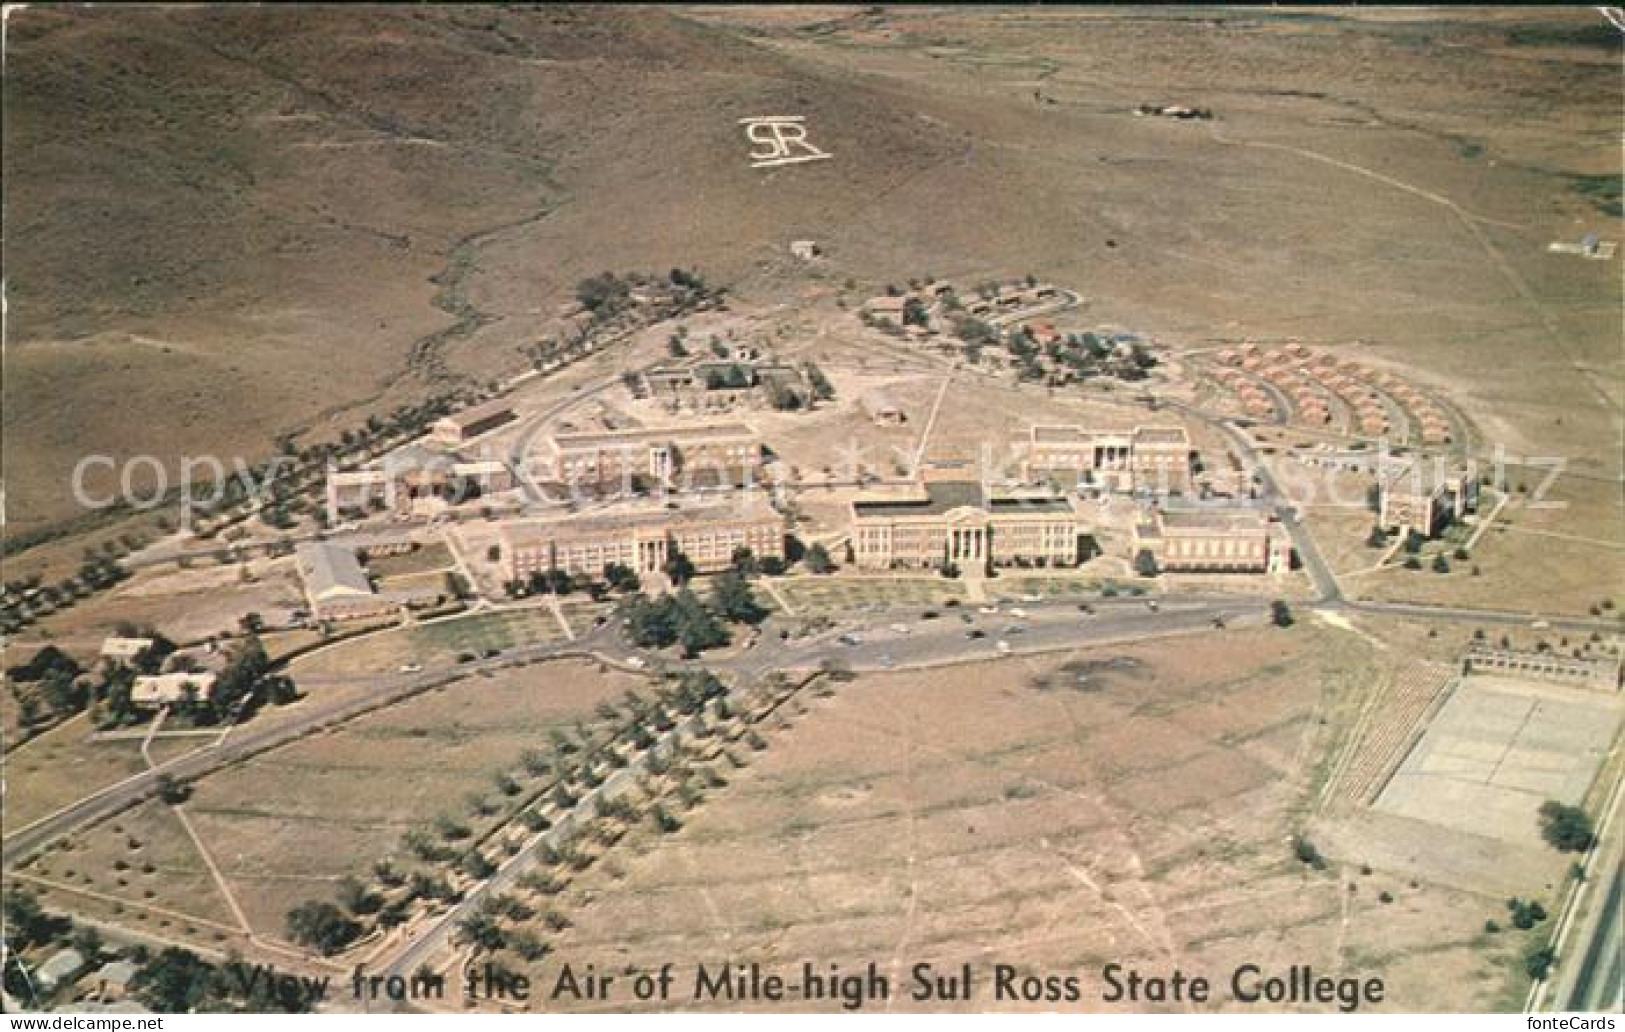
[156, 774, 192, 805]
[1538, 800, 1595, 852]
[1524, 944, 1557, 981]
[131, 947, 216, 1013]
[213, 635, 272, 717]
[902, 297, 929, 327]
[336, 877, 382, 916]
[1365, 526, 1388, 548]
[575, 272, 630, 316]
[766, 379, 802, 411]
[2, 887, 52, 951]
[711, 570, 768, 625]
[730, 546, 759, 578]
[663, 546, 695, 587]
[1133, 549, 1160, 578]
[285, 900, 361, 956]
[530, 568, 575, 596]
[804, 543, 835, 575]
[260, 674, 298, 706]
[6, 644, 81, 683]
[70, 924, 103, 961]
[672, 589, 729, 658]
[1269, 600, 1294, 627]
[41, 667, 88, 716]
[624, 595, 679, 650]
[603, 562, 641, 593]
[803, 362, 835, 403]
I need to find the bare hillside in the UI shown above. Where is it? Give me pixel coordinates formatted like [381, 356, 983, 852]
[4, 5, 1619, 540]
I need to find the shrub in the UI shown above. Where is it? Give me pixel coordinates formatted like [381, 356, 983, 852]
[1538, 801, 1595, 852]
[1292, 835, 1326, 870]
[1524, 944, 1557, 981]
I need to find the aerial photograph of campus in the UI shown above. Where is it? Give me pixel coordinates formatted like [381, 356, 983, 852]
[1, 4, 1620, 1017]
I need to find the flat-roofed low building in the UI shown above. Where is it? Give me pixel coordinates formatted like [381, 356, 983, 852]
[1379, 463, 1478, 537]
[431, 399, 516, 445]
[1132, 507, 1291, 574]
[326, 450, 517, 522]
[1463, 644, 1622, 691]
[863, 296, 908, 321]
[99, 636, 155, 664]
[92, 960, 141, 1001]
[326, 468, 392, 518]
[850, 480, 1079, 571]
[862, 390, 906, 425]
[131, 672, 218, 709]
[500, 495, 786, 581]
[535, 423, 764, 493]
[642, 361, 805, 412]
[36, 948, 87, 994]
[452, 459, 516, 494]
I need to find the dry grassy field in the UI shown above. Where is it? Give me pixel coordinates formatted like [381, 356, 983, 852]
[495, 624, 1536, 1012]
[6, 721, 155, 831]
[185, 658, 641, 937]
[2, 6, 1619, 1015]
[16, 798, 241, 935]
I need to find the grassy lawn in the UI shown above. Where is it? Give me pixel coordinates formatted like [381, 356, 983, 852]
[291, 607, 571, 677]
[774, 576, 968, 614]
[992, 576, 1102, 600]
[361, 542, 454, 579]
[187, 658, 642, 938]
[5, 719, 155, 830]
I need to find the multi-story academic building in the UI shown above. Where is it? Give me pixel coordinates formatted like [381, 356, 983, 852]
[1378, 463, 1478, 538]
[1023, 424, 1193, 494]
[500, 495, 786, 582]
[533, 423, 764, 492]
[1131, 507, 1292, 574]
[849, 479, 1079, 571]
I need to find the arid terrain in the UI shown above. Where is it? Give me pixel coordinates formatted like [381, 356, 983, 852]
[5, 6, 1619, 539]
[3, 5, 1621, 1017]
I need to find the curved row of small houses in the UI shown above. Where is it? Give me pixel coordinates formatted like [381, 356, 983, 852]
[1212, 343, 1455, 444]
